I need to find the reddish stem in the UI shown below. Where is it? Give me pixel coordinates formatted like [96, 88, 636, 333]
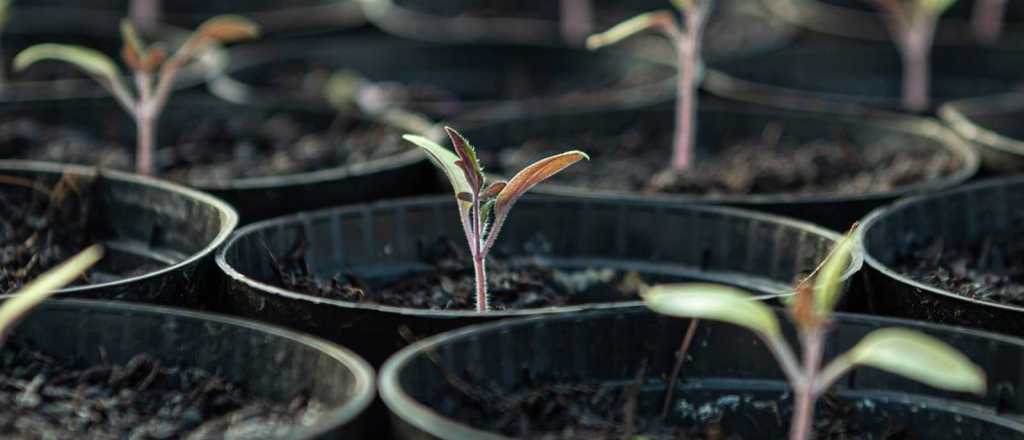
[471, 195, 489, 312]
[898, 18, 936, 113]
[671, 3, 707, 172]
[135, 112, 155, 175]
[560, 0, 593, 45]
[972, 0, 1007, 45]
[130, 0, 162, 34]
[789, 329, 824, 440]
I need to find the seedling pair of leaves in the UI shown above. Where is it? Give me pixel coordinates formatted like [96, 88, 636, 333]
[13, 15, 260, 175]
[644, 228, 985, 440]
[404, 127, 588, 312]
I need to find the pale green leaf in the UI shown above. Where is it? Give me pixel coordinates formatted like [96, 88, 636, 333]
[14, 44, 121, 81]
[813, 230, 858, 316]
[586, 10, 674, 50]
[402, 134, 472, 212]
[843, 328, 986, 394]
[643, 283, 781, 337]
[918, 0, 958, 14]
[0, 0, 12, 29]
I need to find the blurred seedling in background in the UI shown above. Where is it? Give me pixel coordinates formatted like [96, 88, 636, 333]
[0, 245, 102, 347]
[403, 127, 588, 312]
[561, 0, 594, 44]
[644, 228, 986, 440]
[130, 0, 162, 34]
[587, 0, 712, 172]
[0, 0, 11, 84]
[867, 0, 957, 112]
[13, 16, 260, 175]
[972, 0, 1007, 45]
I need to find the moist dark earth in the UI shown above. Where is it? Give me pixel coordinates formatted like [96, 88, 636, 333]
[270, 237, 649, 310]
[0, 343, 321, 439]
[893, 222, 1024, 306]
[0, 174, 98, 292]
[495, 122, 959, 197]
[0, 112, 409, 187]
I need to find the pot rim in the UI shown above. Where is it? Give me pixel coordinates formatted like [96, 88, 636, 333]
[938, 92, 1024, 159]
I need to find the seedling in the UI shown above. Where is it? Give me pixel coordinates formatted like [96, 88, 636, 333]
[12, 16, 260, 175]
[644, 230, 985, 440]
[868, 0, 957, 112]
[972, 0, 1007, 44]
[0, 245, 103, 347]
[403, 127, 588, 312]
[587, 0, 712, 171]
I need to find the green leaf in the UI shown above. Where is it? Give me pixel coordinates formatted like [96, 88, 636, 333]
[671, 0, 695, 11]
[918, 0, 958, 15]
[323, 69, 367, 109]
[494, 150, 588, 219]
[643, 283, 781, 338]
[0, 0, 12, 29]
[403, 134, 472, 212]
[14, 44, 121, 81]
[120, 19, 146, 55]
[813, 229, 858, 316]
[0, 246, 104, 343]
[842, 328, 986, 394]
[586, 10, 674, 50]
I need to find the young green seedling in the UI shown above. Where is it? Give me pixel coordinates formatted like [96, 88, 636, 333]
[404, 127, 588, 312]
[868, 0, 957, 112]
[560, 0, 594, 44]
[644, 230, 985, 440]
[0, 245, 103, 347]
[972, 0, 1007, 44]
[12, 16, 260, 176]
[587, 0, 711, 172]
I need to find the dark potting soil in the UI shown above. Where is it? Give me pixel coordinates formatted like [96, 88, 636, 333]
[428, 366, 911, 439]
[892, 221, 1024, 306]
[269, 236, 649, 310]
[0, 174, 98, 292]
[496, 122, 958, 197]
[0, 112, 409, 187]
[0, 343, 322, 439]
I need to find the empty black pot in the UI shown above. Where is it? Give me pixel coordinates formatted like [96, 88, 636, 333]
[381, 307, 1024, 438]
[939, 92, 1024, 173]
[0, 160, 236, 307]
[861, 176, 1024, 336]
[4, 298, 375, 439]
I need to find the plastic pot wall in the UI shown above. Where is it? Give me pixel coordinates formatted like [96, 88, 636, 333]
[0, 160, 236, 308]
[381, 307, 1024, 439]
[5, 299, 374, 439]
[861, 176, 1024, 336]
[939, 93, 1024, 174]
[216, 195, 862, 368]
[454, 100, 979, 232]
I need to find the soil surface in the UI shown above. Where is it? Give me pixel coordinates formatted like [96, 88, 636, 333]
[0, 174, 98, 292]
[0, 112, 409, 187]
[495, 122, 959, 197]
[270, 237, 649, 310]
[893, 222, 1024, 306]
[0, 342, 321, 439]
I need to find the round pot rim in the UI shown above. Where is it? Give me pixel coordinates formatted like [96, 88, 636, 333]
[378, 306, 1024, 439]
[18, 297, 376, 440]
[215, 194, 864, 319]
[938, 93, 1024, 159]
[0, 160, 239, 295]
[861, 175, 1024, 314]
[500, 103, 980, 207]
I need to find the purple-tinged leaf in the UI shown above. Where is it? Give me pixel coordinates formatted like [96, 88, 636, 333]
[495, 151, 588, 218]
[445, 127, 483, 192]
[483, 181, 507, 199]
[457, 192, 473, 202]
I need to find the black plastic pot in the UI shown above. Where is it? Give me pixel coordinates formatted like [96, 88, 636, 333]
[0, 96, 438, 223]
[704, 40, 1024, 114]
[361, 0, 795, 59]
[764, 0, 1024, 48]
[0, 160, 237, 307]
[452, 100, 979, 232]
[939, 93, 1024, 174]
[861, 176, 1024, 336]
[380, 307, 1024, 439]
[211, 35, 676, 121]
[3, 298, 375, 439]
[216, 195, 862, 368]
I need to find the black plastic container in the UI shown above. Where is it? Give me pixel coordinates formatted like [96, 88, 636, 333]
[380, 307, 1024, 438]
[0, 96, 438, 223]
[453, 100, 979, 231]
[0, 160, 237, 307]
[765, 0, 1024, 48]
[361, 0, 795, 59]
[861, 176, 1024, 336]
[939, 93, 1024, 174]
[212, 35, 676, 121]
[4, 298, 375, 439]
[216, 195, 862, 368]
[704, 40, 1024, 114]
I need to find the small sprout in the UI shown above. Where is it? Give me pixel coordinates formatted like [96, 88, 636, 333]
[404, 127, 588, 312]
[587, 1, 711, 172]
[13, 16, 260, 176]
[971, 0, 1007, 45]
[0, 245, 103, 347]
[867, 0, 958, 112]
[644, 227, 985, 440]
